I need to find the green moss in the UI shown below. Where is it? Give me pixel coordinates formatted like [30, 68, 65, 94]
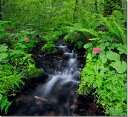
[41, 43, 57, 54]
[26, 67, 44, 79]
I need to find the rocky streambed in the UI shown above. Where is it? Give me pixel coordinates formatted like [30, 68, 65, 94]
[7, 40, 104, 116]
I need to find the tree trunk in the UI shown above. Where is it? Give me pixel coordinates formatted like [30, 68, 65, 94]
[73, 0, 79, 19]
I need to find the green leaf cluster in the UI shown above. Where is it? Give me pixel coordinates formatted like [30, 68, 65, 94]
[0, 25, 43, 114]
[41, 43, 57, 54]
[78, 35, 126, 116]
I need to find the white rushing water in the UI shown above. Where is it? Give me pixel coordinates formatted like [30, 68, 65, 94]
[38, 45, 80, 98]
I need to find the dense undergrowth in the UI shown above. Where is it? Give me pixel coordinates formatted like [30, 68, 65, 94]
[0, 21, 43, 114]
[65, 11, 127, 116]
[0, 0, 127, 116]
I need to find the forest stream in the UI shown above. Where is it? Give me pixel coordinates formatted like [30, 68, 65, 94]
[7, 42, 104, 116]
[1, 1, 126, 116]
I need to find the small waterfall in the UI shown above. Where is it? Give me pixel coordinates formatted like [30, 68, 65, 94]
[7, 43, 104, 116]
[58, 45, 69, 52]
[37, 45, 80, 99]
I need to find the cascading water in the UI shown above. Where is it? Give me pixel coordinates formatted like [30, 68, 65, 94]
[7, 43, 104, 116]
[38, 45, 80, 98]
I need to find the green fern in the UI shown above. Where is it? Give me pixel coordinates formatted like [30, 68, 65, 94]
[98, 11, 126, 44]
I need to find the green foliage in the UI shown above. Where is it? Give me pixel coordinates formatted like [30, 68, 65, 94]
[41, 30, 63, 43]
[0, 45, 9, 63]
[0, 64, 25, 113]
[10, 29, 37, 52]
[41, 43, 57, 54]
[63, 13, 104, 47]
[78, 10, 126, 116]
[110, 61, 126, 73]
[0, 21, 11, 43]
[24, 65, 44, 79]
[78, 35, 126, 116]
[1, 0, 126, 116]
[98, 11, 126, 44]
[0, 24, 43, 114]
[0, 94, 11, 113]
[2, 0, 75, 31]
[106, 51, 120, 61]
[64, 10, 126, 49]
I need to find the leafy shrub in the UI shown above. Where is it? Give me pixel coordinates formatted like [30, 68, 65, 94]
[41, 30, 63, 43]
[41, 43, 57, 54]
[63, 14, 104, 48]
[0, 94, 11, 114]
[78, 35, 126, 116]
[0, 25, 43, 114]
[98, 11, 126, 44]
[0, 21, 11, 41]
[78, 10, 126, 116]
[24, 65, 44, 79]
[63, 11, 126, 48]
[10, 29, 37, 52]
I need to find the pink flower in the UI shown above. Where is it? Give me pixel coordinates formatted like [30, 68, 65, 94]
[25, 38, 30, 41]
[93, 48, 101, 52]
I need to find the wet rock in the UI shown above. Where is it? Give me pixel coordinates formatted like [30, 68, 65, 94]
[34, 113, 40, 116]
[15, 95, 32, 103]
[58, 95, 67, 104]
[7, 43, 105, 116]
[80, 108, 86, 112]
[70, 104, 76, 110]
[35, 99, 44, 105]
[45, 111, 56, 116]
[73, 97, 78, 103]
[40, 44, 63, 55]
[25, 67, 44, 79]
[55, 39, 67, 46]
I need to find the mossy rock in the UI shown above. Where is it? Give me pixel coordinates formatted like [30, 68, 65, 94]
[26, 67, 44, 79]
[41, 43, 58, 54]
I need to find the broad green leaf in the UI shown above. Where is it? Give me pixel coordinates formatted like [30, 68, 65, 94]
[0, 53, 8, 62]
[110, 61, 126, 73]
[94, 64, 100, 73]
[0, 45, 8, 52]
[99, 43, 106, 51]
[87, 53, 92, 60]
[106, 51, 120, 61]
[0, 94, 3, 100]
[84, 43, 92, 49]
[100, 54, 107, 63]
[117, 46, 126, 54]
[4, 101, 11, 113]
[0, 89, 7, 94]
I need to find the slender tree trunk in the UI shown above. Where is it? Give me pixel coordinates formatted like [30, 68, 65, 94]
[73, 0, 79, 19]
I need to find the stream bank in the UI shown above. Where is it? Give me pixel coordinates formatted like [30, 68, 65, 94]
[7, 40, 104, 116]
